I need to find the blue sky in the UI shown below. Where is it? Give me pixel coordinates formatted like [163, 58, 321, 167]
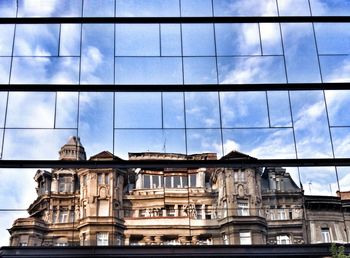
[1, 0, 350, 246]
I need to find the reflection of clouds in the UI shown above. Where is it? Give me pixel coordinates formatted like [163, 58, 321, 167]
[219, 56, 285, 84]
[20, 0, 58, 17]
[300, 167, 338, 196]
[214, 0, 277, 16]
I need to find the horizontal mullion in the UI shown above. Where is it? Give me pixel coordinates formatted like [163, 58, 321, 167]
[0, 158, 349, 169]
[0, 16, 350, 24]
[0, 83, 350, 92]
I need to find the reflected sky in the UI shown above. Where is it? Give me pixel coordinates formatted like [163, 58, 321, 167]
[1, 0, 350, 247]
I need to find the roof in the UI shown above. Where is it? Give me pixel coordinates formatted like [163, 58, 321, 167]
[220, 150, 257, 160]
[89, 151, 123, 160]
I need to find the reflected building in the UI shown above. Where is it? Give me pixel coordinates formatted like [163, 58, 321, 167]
[8, 137, 349, 246]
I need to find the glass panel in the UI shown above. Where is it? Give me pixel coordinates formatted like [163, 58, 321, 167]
[277, 0, 311, 16]
[115, 93, 161, 128]
[11, 57, 80, 84]
[79, 92, 114, 157]
[6, 92, 55, 128]
[116, 0, 180, 17]
[183, 57, 217, 84]
[290, 91, 332, 158]
[0, 93, 7, 127]
[218, 56, 286, 84]
[222, 129, 296, 158]
[114, 129, 186, 159]
[319, 56, 350, 83]
[300, 167, 338, 196]
[182, 24, 215, 56]
[17, 0, 82, 17]
[115, 24, 160, 56]
[213, 0, 278, 16]
[325, 90, 350, 126]
[259, 23, 283, 55]
[0, 57, 11, 84]
[14, 24, 60, 56]
[163, 93, 185, 129]
[315, 23, 350, 55]
[0, 25, 15, 56]
[220, 92, 269, 128]
[186, 129, 222, 156]
[180, 0, 213, 17]
[59, 24, 81, 56]
[331, 128, 350, 158]
[83, 0, 115, 17]
[185, 92, 220, 128]
[337, 167, 350, 192]
[267, 91, 292, 127]
[0, 0, 17, 17]
[115, 57, 182, 84]
[55, 92, 78, 129]
[160, 24, 181, 56]
[309, 0, 350, 16]
[81, 24, 114, 84]
[281, 23, 321, 83]
[2, 129, 75, 159]
[215, 23, 261, 56]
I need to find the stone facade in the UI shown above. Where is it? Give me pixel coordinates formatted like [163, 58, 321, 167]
[8, 137, 350, 246]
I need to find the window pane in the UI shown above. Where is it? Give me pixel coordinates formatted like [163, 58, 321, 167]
[290, 91, 333, 158]
[182, 24, 215, 56]
[163, 93, 185, 129]
[181, 0, 212, 17]
[55, 92, 78, 129]
[281, 23, 321, 83]
[186, 129, 222, 156]
[0, 0, 17, 17]
[79, 92, 114, 157]
[116, 24, 160, 56]
[184, 57, 217, 84]
[18, 0, 82, 17]
[81, 24, 114, 84]
[59, 24, 81, 56]
[315, 23, 350, 55]
[0, 25, 14, 56]
[11, 57, 79, 84]
[115, 93, 161, 128]
[160, 24, 181, 56]
[300, 167, 338, 196]
[220, 92, 269, 128]
[215, 23, 260, 56]
[213, 0, 278, 16]
[320, 56, 350, 83]
[84, 0, 115, 17]
[14, 24, 59, 56]
[116, 0, 180, 17]
[218, 56, 286, 84]
[115, 57, 182, 84]
[277, 0, 311, 16]
[222, 129, 296, 159]
[0, 57, 11, 84]
[260, 23, 283, 55]
[331, 128, 350, 158]
[267, 91, 292, 127]
[6, 92, 55, 128]
[185, 92, 220, 128]
[114, 129, 186, 159]
[310, 0, 350, 16]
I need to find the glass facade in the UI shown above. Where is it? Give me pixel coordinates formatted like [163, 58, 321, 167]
[0, 0, 350, 248]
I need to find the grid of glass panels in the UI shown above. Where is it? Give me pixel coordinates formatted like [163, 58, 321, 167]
[1, 0, 350, 248]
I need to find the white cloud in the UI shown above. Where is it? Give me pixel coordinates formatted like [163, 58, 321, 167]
[20, 0, 58, 17]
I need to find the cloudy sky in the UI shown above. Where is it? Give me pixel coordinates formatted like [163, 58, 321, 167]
[0, 0, 350, 246]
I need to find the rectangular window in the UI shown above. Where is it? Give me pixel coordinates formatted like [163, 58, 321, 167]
[277, 235, 291, 245]
[239, 232, 252, 245]
[174, 175, 181, 188]
[189, 174, 196, 187]
[166, 205, 175, 217]
[97, 174, 103, 185]
[143, 174, 150, 188]
[151, 175, 163, 188]
[165, 176, 172, 188]
[237, 202, 249, 216]
[277, 209, 287, 220]
[205, 206, 212, 219]
[96, 232, 108, 246]
[321, 228, 331, 243]
[139, 209, 146, 217]
[105, 174, 109, 185]
[59, 210, 68, 223]
[196, 205, 202, 219]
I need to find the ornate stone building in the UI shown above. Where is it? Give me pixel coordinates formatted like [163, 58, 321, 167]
[8, 137, 350, 246]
